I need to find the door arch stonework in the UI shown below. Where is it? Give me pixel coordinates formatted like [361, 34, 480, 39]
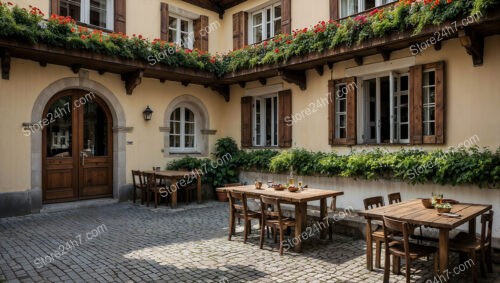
[30, 76, 128, 212]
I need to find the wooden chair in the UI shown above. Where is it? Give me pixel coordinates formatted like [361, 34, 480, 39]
[227, 191, 261, 243]
[449, 210, 494, 282]
[382, 216, 438, 283]
[259, 196, 296, 255]
[225, 183, 243, 223]
[388, 192, 401, 204]
[131, 170, 147, 205]
[143, 172, 168, 208]
[364, 196, 385, 268]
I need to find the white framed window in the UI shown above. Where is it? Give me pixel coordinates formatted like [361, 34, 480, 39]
[170, 107, 196, 152]
[359, 71, 410, 144]
[59, 0, 114, 30]
[339, 0, 395, 18]
[249, 3, 281, 44]
[253, 95, 278, 147]
[169, 14, 194, 49]
[335, 84, 347, 139]
[422, 69, 436, 136]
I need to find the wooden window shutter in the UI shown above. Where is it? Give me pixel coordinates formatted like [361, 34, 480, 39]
[409, 64, 423, 145]
[194, 15, 209, 52]
[328, 80, 335, 145]
[114, 0, 126, 34]
[281, 0, 292, 35]
[50, 0, 60, 16]
[160, 3, 169, 41]
[328, 78, 356, 145]
[345, 77, 357, 145]
[241, 96, 253, 148]
[278, 89, 293, 148]
[233, 11, 248, 50]
[410, 62, 445, 145]
[329, 0, 339, 20]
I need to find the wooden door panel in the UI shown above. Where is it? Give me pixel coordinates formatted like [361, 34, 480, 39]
[45, 169, 77, 201]
[81, 166, 112, 197]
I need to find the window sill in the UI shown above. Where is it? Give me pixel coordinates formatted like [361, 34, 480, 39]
[75, 22, 114, 34]
[169, 151, 203, 155]
[244, 146, 280, 150]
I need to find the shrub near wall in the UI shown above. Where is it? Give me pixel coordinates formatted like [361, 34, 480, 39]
[167, 138, 500, 189]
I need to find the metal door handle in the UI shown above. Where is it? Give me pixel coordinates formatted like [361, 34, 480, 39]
[80, 151, 88, 166]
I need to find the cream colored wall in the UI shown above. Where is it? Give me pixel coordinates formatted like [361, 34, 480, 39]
[224, 35, 500, 154]
[0, 59, 227, 193]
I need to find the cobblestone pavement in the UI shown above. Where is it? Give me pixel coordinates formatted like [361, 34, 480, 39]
[0, 201, 499, 283]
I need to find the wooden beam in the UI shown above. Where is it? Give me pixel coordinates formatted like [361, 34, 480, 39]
[0, 49, 10, 80]
[39, 61, 47, 67]
[258, 78, 267, 86]
[160, 78, 166, 83]
[71, 64, 81, 74]
[378, 48, 391, 61]
[211, 85, 230, 102]
[98, 69, 106, 75]
[279, 69, 307, 90]
[354, 56, 363, 66]
[327, 61, 334, 70]
[314, 65, 324, 76]
[181, 81, 189, 87]
[458, 29, 484, 67]
[121, 69, 143, 95]
[434, 41, 442, 51]
[238, 81, 246, 88]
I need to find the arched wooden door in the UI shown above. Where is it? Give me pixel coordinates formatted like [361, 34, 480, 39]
[42, 90, 113, 203]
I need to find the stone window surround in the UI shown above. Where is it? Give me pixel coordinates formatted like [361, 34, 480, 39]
[162, 95, 215, 157]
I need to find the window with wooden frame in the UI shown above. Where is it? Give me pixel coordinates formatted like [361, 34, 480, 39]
[57, 0, 114, 30]
[168, 14, 194, 49]
[249, 2, 281, 44]
[241, 89, 292, 148]
[328, 78, 357, 145]
[333, 0, 395, 19]
[170, 107, 196, 152]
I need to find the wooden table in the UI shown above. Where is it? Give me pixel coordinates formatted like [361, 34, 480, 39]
[145, 170, 202, 209]
[357, 199, 492, 275]
[217, 185, 344, 252]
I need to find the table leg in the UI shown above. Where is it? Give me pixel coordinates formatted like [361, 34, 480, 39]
[320, 198, 328, 240]
[197, 176, 202, 204]
[171, 177, 178, 209]
[439, 229, 450, 275]
[469, 218, 476, 235]
[294, 203, 306, 253]
[366, 218, 373, 271]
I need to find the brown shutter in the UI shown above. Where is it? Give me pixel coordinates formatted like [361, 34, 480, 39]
[281, 0, 292, 35]
[329, 0, 339, 20]
[50, 0, 60, 16]
[345, 77, 357, 145]
[194, 15, 209, 52]
[329, 78, 356, 146]
[241, 96, 253, 148]
[114, 0, 126, 33]
[410, 62, 445, 145]
[328, 80, 335, 145]
[278, 89, 293, 148]
[410, 64, 423, 145]
[160, 3, 169, 41]
[233, 11, 248, 50]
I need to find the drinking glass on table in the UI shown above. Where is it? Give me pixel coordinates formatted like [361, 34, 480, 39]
[267, 176, 274, 188]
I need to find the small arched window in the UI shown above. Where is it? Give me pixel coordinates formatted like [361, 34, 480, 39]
[170, 107, 196, 151]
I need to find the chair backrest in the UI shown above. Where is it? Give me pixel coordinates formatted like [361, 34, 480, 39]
[363, 196, 385, 210]
[388, 192, 402, 205]
[227, 191, 248, 214]
[382, 216, 411, 258]
[260, 196, 281, 219]
[480, 210, 494, 247]
[224, 183, 243, 187]
[143, 172, 157, 190]
[131, 170, 144, 189]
